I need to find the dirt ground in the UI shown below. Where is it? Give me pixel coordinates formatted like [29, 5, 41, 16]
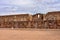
[0, 29, 60, 40]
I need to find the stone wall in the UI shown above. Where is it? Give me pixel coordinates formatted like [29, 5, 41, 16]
[0, 12, 60, 29]
[44, 11, 60, 29]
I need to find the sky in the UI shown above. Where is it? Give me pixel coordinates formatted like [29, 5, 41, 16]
[0, 0, 60, 15]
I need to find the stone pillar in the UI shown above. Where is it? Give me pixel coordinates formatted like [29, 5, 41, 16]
[28, 21, 31, 28]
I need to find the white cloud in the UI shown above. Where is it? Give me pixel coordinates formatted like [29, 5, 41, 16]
[10, 0, 32, 5]
[41, 0, 59, 3]
[9, 0, 35, 7]
[0, 0, 60, 14]
[37, 0, 60, 13]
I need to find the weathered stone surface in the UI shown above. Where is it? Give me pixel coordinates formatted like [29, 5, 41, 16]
[0, 12, 60, 29]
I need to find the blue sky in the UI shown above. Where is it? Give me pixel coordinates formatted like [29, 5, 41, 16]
[0, 0, 60, 15]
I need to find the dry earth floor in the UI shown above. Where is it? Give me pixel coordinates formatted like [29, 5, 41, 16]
[0, 28, 60, 40]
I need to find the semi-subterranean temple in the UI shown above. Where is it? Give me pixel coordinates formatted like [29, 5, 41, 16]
[0, 11, 60, 29]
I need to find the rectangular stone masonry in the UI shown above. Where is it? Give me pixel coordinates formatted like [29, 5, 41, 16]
[0, 11, 60, 29]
